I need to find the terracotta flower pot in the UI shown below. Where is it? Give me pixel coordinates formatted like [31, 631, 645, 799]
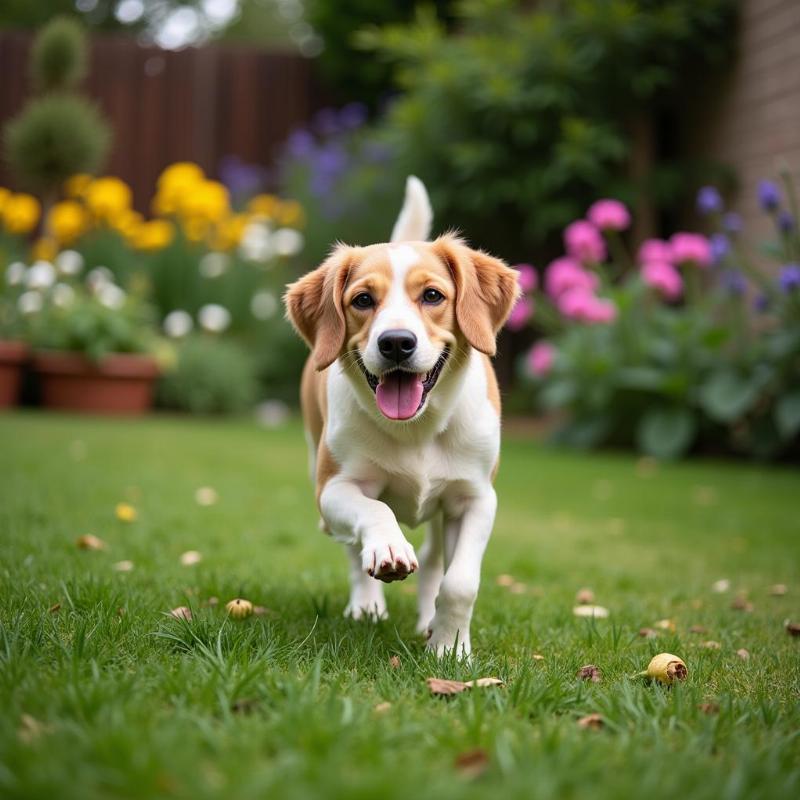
[33, 351, 160, 415]
[0, 340, 28, 409]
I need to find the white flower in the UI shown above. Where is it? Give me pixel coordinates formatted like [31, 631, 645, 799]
[198, 303, 231, 333]
[250, 290, 278, 320]
[273, 228, 304, 257]
[25, 261, 56, 290]
[52, 283, 75, 308]
[163, 310, 193, 338]
[239, 221, 274, 262]
[198, 252, 230, 278]
[18, 291, 43, 315]
[5, 261, 26, 286]
[97, 283, 126, 310]
[55, 249, 84, 276]
[86, 266, 114, 291]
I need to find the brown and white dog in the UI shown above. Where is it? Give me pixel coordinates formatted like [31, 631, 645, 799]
[284, 177, 519, 656]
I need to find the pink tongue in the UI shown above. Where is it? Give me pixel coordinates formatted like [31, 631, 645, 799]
[375, 372, 424, 420]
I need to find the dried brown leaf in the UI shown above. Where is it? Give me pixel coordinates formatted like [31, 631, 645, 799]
[638, 627, 658, 639]
[577, 713, 604, 730]
[496, 574, 515, 587]
[575, 587, 595, 605]
[373, 701, 392, 714]
[76, 534, 106, 551]
[454, 748, 489, 779]
[48, 602, 61, 614]
[231, 697, 260, 714]
[389, 655, 401, 669]
[735, 648, 750, 660]
[689, 625, 708, 634]
[784, 621, 800, 637]
[700, 640, 721, 650]
[655, 618, 676, 632]
[426, 677, 503, 696]
[577, 664, 602, 683]
[698, 702, 720, 715]
[768, 584, 787, 596]
[731, 593, 753, 612]
[169, 606, 192, 621]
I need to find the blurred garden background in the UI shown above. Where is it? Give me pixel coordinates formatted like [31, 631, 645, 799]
[0, 0, 799, 456]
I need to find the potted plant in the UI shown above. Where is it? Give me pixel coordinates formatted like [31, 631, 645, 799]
[26, 264, 161, 414]
[0, 268, 29, 408]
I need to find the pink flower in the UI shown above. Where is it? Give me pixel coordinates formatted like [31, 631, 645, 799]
[564, 220, 606, 264]
[558, 288, 617, 324]
[506, 295, 533, 331]
[638, 238, 673, 265]
[526, 341, 555, 377]
[587, 199, 631, 231]
[670, 232, 712, 267]
[545, 257, 599, 298]
[641, 260, 683, 300]
[514, 263, 538, 293]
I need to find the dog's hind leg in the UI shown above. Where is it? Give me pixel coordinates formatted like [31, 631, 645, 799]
[416, 511, 445, 633]
[343, 543, 388, 621]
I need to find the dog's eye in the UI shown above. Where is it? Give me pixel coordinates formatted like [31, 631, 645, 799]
[352, 292, 375, 310]
[422, 288, 445, 305]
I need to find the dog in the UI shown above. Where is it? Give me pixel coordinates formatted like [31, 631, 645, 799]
[284, 177, 519, 656]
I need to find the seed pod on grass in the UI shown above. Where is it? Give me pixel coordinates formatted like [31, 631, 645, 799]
[225, 598, 253, 619]
[640, 653, 687, 685]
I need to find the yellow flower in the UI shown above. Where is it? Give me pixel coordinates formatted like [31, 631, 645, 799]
[2, 193, 41, 235]
[115, 502, 137, 522]
[64, 174, 92, 199]
[86, 177, 132, 222]
[48, 201, 89, 243]
[111, 209, 144, 241]
[134, 219, 174, 251]
[180, 180, 229, 223]
[208, 213, 247, 251]
[183, 217, 210, 243]
[275, 199, 304, 227]
[0, 187, 10, 213]
[153, 162, 205, 216]
[247, 193, 280, 218]
[31, 237, 58, 262]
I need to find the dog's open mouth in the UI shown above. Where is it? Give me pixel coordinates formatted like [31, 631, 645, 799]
[359, 349, 449, 421]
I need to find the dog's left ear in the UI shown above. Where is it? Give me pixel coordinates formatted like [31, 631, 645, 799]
[284, 245, 355, 371]
[433, 234, 520, 356]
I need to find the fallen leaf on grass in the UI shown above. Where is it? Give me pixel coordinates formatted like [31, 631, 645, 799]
[18, 714, 53, 744]
[115, 503, 137, 522]
[577, 713, 604, 730]
[206, 596, 219, 607]
[48, 602, 61, 614]
[700, 640, 721, 650]
[731, 594, 754, 612]
[575, 587, 595, 605]
[735, 648, 750, 660]
[454, 748, 489, 778]
[169, 606, 192, 621]
[532, 653, 545, 661]
[496, 574, 515, 587]
[225, 598, 253, 619]
[389, 655, 401, 669]
[252, 605, 273, 617]
[768, 584, 788, 596]
[577, 665, 602, 683]
[509, 582, 527, 595]
[76, 534, 107, 550]
[655, 618, 676, 632]
[638, 628, 658, 639]
[426, 677, 504, 696]
[112, 560, 134, 572]
[689, 625, 708, 634]
[711, 579, 730, 593]
[573, 605, 609, 619]
[698, 702, 720, 715]
[231, 698, 260, 714]
[180, 550, 202, 566]
[194, 487, 218, 507]
[373, 702, 392, 714]
[784, 621, 800, 637]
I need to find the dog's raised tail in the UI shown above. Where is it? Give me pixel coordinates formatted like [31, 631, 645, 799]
[390, 175, 433, 242]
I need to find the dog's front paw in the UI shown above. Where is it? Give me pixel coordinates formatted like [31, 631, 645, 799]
[344, 596, 388, 621]
[425, 616, 471, 659]
[361, 532, 418, 583]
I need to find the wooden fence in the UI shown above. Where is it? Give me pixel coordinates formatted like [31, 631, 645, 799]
[0, 31, 323, 210]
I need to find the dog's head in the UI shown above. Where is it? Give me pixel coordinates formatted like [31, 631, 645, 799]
[285, 234, 519, 421]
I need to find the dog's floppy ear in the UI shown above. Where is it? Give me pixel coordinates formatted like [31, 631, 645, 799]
[433, 234, 520, 356]
[285, 245, 355, 371]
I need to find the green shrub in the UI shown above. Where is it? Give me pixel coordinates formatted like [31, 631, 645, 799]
[4, 94, 110, 192]
[158, 336, 258, 415]
[357, 0, 737, 259]
[30, 16, 87, 92]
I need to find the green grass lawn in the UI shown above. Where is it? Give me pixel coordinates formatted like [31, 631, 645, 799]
[1, 413, 799, 800]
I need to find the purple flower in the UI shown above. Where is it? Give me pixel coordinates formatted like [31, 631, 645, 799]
[314, 108, 341, 137]
[723, 212, 742, 234]
[778, 211, 795, 233]
[286, 129, 315, 159]
[779, 263, 800, 292]
[758, 180, 781, 212]
[697, 186, 722, 215]
[710, 233, 730, 265]
[338, 102, 368, 130]
[722, 270, 746, 296]
[753, 293, 770, 313]
[218, 155, 266, 200]
[314, 143, 348, 177]
[515, 263, 538, 293]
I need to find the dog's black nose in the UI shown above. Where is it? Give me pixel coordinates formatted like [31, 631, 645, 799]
[378, 329, 417, 363]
